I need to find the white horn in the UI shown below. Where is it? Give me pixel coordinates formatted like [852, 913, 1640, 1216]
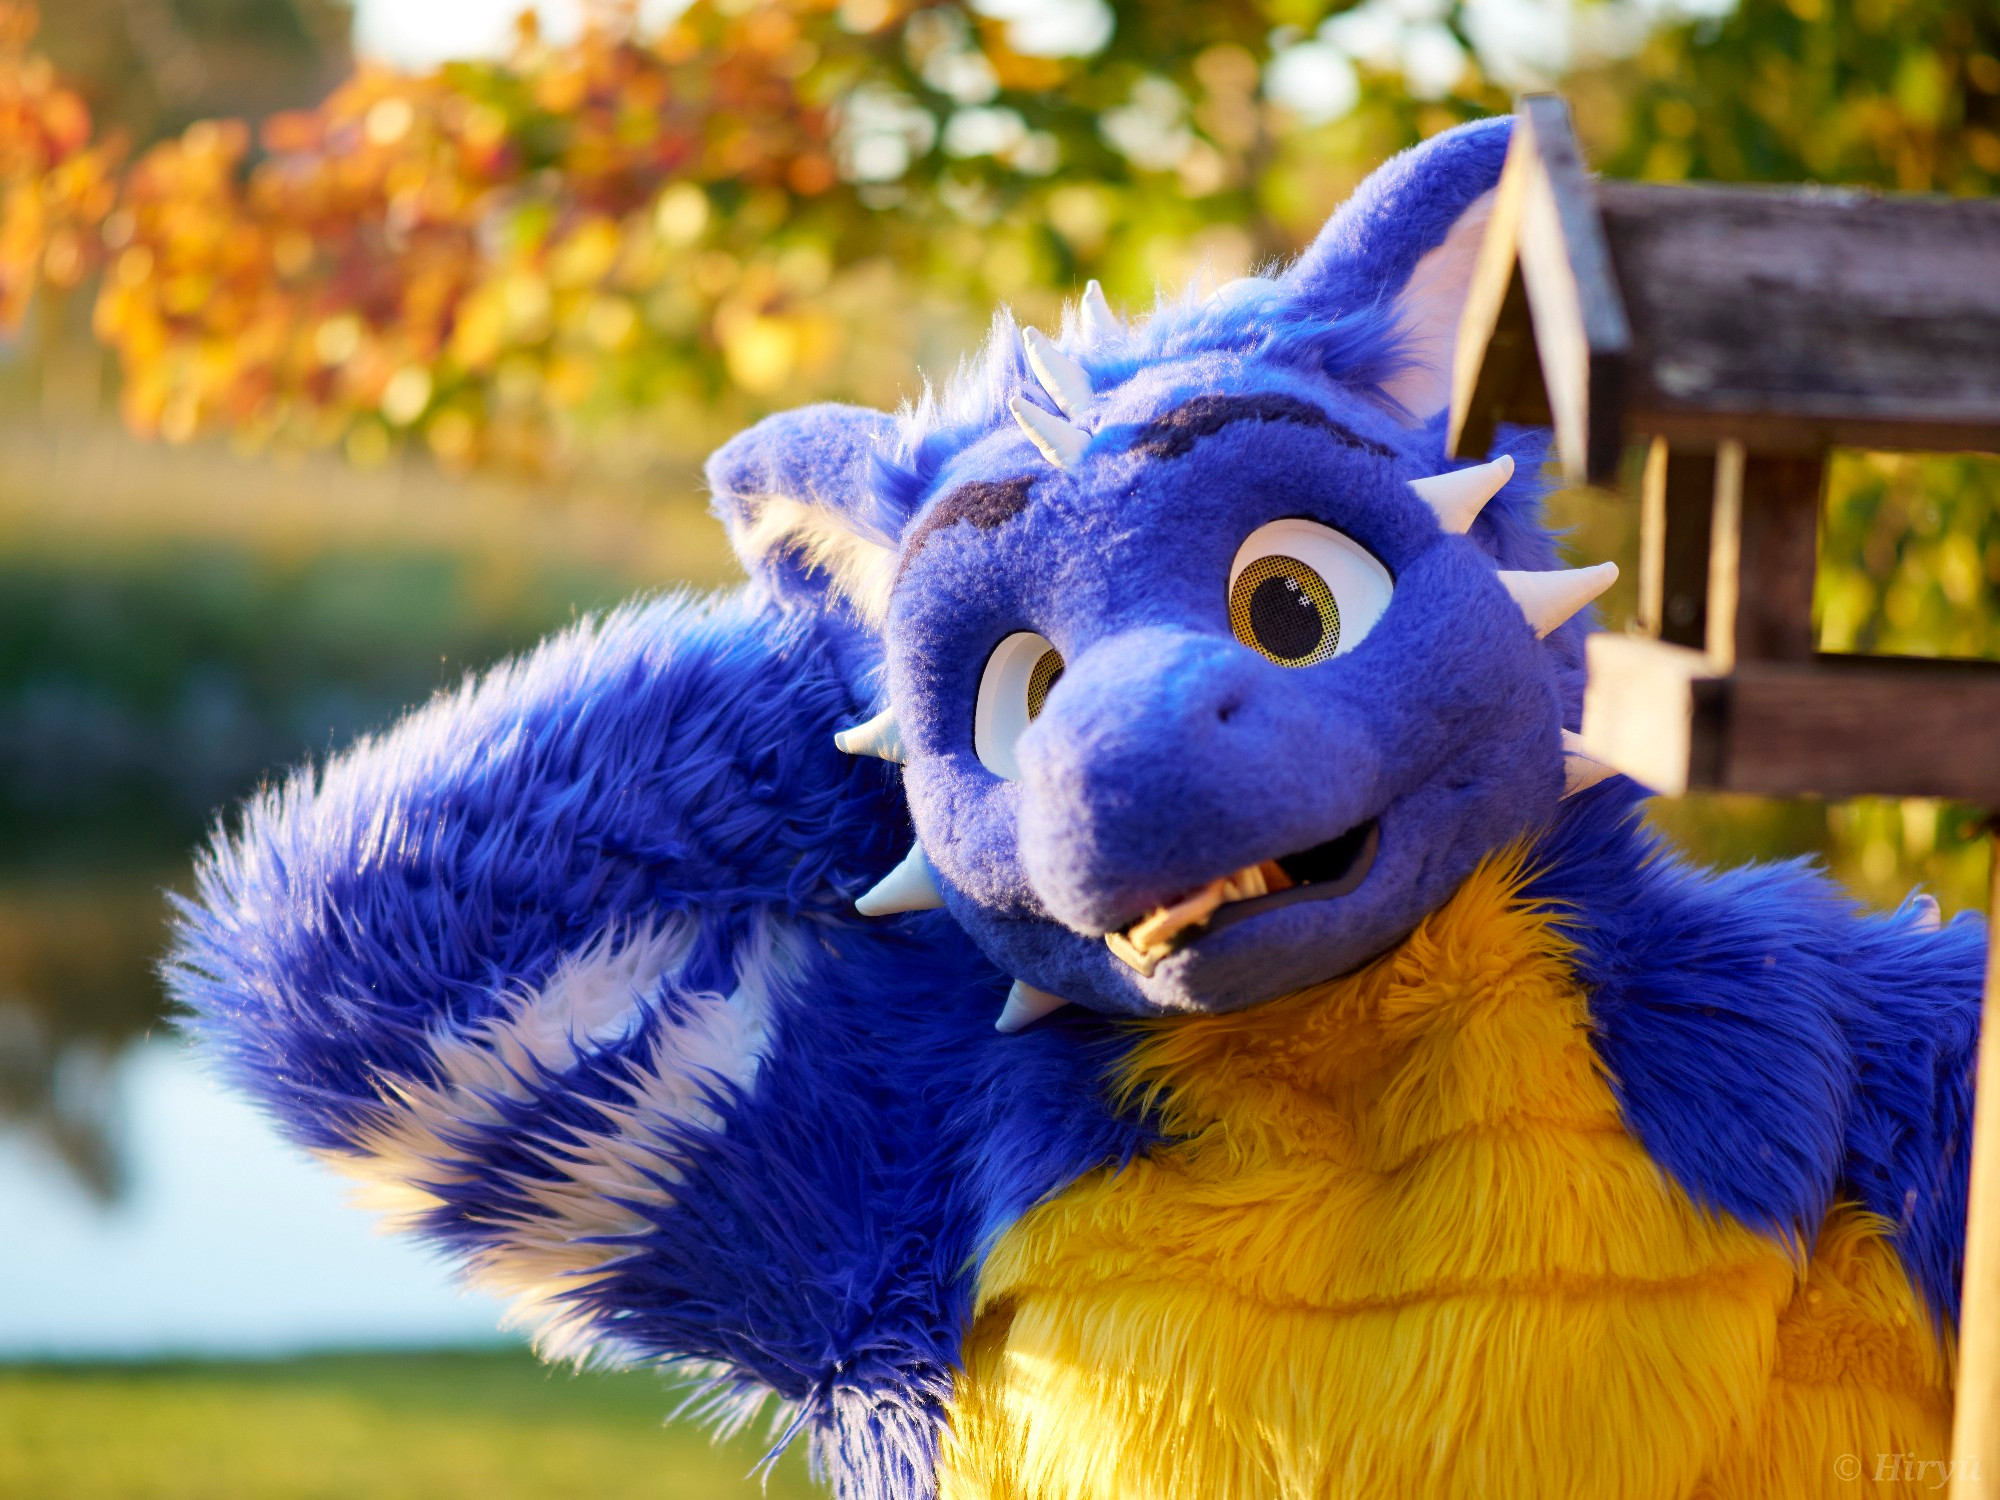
[833, 707, 905, 764]
[996, 980, 1070, 1033]
[1410, 453, 1513, 535]
[1560, 729, 1618, 799]
[1911, 894, 1943, 934]
[855, 845, 945, 916]
[1010, 395, 1089, 470]
[1498, 562, 1618, 639]
[1022, 327, 1093, 420]
[1079, 279, 1120, 345]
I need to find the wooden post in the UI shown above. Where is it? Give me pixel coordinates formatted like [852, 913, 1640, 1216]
[1704, 444, 1823, 670]
[1953, 829, 2000, 1494]
[1637, 437, 1716, 651]
[1733, 452, 1824, 663]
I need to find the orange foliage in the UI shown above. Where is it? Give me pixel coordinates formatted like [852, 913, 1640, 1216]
[0, 4, 121, 328]
[49, 4, 845, 465]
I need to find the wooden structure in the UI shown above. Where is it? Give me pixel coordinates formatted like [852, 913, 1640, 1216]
[1448, 95, 2000, 1490]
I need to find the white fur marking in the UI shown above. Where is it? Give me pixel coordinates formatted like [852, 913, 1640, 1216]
[735, 492, 898, 629]
[321, 919, 798, 1364]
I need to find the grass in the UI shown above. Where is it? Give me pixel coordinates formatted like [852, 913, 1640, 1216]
[0, 1349, 822, 1500]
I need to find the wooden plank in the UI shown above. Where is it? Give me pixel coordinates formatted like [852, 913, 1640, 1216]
[1636, 438, 1716, 650]
[1578, 635, 1714, 797]
[1449, 95, 1629, 482]
[1448, 263, 1548, 463]
[1581, 636, 2000, 801]
[1733, 451, 1823, 662]
[1601, 181, 2000, 456]
[1704, 445, 1823, 668]
[1951, 840, 2000, 1498]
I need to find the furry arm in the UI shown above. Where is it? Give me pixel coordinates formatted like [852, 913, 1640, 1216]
[166, 591, 986, 1483]
[1532, 786, 1985, 1328]
[168, 587, 1151, 1495]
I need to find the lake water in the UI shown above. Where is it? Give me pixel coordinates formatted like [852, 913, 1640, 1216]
[0, 1037, 513, 1360]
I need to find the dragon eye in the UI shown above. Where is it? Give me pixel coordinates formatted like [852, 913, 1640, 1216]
[974, 631, 1065, 780]
[1228, 519, 1392, 667]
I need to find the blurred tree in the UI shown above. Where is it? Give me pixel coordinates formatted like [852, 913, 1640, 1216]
[0, 6, 122, 329]
[33, 0, 352, 143]
[2, 0, 1526, 470]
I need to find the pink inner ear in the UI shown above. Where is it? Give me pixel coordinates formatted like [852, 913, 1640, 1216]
[1376, 187, 1498, 424]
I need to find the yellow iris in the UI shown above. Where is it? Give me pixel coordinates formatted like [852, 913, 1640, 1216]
[1026, 647, 1064, 718]
[1229, 554, 1341, 666]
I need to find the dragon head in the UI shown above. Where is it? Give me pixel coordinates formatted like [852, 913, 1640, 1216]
[712, 117, 1617, 1023]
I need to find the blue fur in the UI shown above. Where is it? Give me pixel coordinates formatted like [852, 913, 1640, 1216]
[168, 113, 1988, 1500]
[169, 591, 1153, 1499]
[1529, 781, 1983, 1327]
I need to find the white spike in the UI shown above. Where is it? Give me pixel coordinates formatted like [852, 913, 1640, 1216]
[996, 980, 1070, 1034]
[1078, 279, 1120, 345]
[1911, 894, 1943, 934]
[1498, 562, 1619, 639]
[1410, 453, 1513, 535]
[1560, 729, 1618, 799]
[852, 848, 944, 916]
[833, 707, 905, 764]
[1009, 395, 1089, 470]
[1021, 327, 1093, 420]
[855, 845, 945, 916]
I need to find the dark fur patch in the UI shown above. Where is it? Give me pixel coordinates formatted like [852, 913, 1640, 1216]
[897, 476, 1036, 578]
[1129, 393, 1395, 461]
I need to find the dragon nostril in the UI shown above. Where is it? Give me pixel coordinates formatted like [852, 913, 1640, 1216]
[1216, 695, 1243, 725]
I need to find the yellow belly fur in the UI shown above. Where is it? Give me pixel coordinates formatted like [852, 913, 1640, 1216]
[936, 850, 1952, 1499]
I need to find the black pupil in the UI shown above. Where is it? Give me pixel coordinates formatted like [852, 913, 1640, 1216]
[1249, 573, 1323, 660]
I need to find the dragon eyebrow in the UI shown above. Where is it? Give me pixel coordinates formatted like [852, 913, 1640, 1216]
[1128, 392, 1396, 461]
[897, 475, 1037, 579]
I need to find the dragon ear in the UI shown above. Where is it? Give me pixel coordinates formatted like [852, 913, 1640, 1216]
[708, 402, 903, 633]
[1277, 116, 1512, 424]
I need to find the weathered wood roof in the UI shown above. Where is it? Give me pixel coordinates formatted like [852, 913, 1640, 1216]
[1450, 95, 2000, 484]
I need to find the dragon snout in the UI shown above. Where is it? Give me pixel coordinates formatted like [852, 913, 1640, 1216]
[1014, 628, 1382, 938]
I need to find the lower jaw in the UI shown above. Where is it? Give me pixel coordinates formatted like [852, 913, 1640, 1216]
[1105, 820, 1381, 978]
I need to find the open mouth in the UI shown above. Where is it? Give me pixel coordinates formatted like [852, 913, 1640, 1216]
[1104, 819, 1381, 977]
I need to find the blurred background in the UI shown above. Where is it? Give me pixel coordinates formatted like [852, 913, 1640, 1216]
[0, 0, 1995, 1494]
